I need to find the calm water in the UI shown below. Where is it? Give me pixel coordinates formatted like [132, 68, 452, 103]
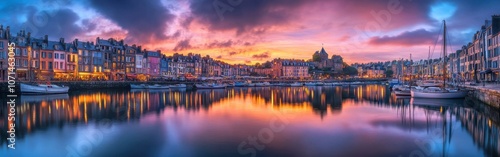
[1, 84, 499, 157]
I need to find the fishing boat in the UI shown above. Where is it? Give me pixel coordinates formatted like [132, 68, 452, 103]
[169, 84, 187, 88]
[148, 84, 170, 89]
[195, 83, 226, 89]
[20, 83, 69, 94]
[289, 82, 302, 87]
[131, 84, 149, 89]
[411, 20, 468, 99]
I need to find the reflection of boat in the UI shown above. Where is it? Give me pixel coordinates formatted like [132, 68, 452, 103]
[20, 83, 69, 94]
[20, 94, 69, 102]
[148, 84, 170, 89]
[169, 84, 187, 88]
[195, 83, 226, 89]
[289, 82, 302, 87]
[131, 84, 148, 89]
[411, 98, 464, 106]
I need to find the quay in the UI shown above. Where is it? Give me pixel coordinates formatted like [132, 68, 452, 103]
[0, 78, 387, 91]
[459, 83, 500, 109]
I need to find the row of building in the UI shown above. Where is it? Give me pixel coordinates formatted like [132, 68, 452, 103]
[0, 25, 316, 81]
[353, 15, 500, 82]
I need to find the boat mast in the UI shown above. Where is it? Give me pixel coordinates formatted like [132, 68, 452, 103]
[410, 53, 412, 88]
[443, 20, 447, 88]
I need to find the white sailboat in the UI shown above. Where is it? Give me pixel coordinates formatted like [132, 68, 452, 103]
[20, 83, 70, 94]
[411, 20, 468, 99]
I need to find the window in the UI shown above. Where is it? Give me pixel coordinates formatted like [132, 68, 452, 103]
[60, 62, 63, 69]
[55, 53, 59, 59]
[48, 62, 53, 70]
[23, 49, 27, 56]
[42, 52, 46, 58]
[41, 61, 46, 70]
[15, 48, 20, 56]
[0, 51, 4, 59]
[60, 54, 65, 59]
[23, 60, 28, 67]
[55, 61, 58, 69]
[0, 42, 3, 49]
[48, 53, 52, 59]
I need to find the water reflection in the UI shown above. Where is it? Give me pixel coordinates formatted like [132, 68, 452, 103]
[0, 84, 499, 157]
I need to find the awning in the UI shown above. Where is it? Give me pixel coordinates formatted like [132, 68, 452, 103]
[480, 69, 493, 74]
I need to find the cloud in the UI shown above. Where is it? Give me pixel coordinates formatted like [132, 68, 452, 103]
[89, 0, 175, 43]
[216, 55, 222, 59]
[228, 51, 238, 56]
[188, 0, 310, 35]
[368, 29, 437, 46]
[252, 52, 270, 60]
[206, 40, 233, 48]
[173, 38, 193, 51]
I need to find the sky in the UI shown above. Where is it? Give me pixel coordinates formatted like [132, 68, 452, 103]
[0, 0, 498, 64]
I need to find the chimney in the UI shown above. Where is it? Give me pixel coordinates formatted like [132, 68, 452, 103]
[60, 37, 64, 44]
[120, 39, 124, 45]
[157, 50, 161, 53]
[27, 32, 31, 43]
[138, 46, 142, 52]
[44, 35, 48, 43]
[492, 15, 500, 35]
[74, 38, 78, 47]
[6, 26, 10, 39]
[96, 37, 100, 44]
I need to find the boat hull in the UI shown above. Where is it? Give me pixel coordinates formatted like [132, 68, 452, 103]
[20, 83, 69, 94]
[394, 90, 411, 96]
[131, 84, 148, 89]
[411, 90, 468, 99]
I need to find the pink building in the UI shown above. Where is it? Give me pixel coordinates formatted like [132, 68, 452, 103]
[145, 50, 161, 78]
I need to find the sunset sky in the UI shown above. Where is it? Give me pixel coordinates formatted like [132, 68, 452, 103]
[0, 0, 498, 64]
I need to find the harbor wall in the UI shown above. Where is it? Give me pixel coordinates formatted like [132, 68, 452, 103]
[467, 87, 500, 109]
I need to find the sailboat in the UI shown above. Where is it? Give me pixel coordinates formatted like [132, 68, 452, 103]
[394, 56, 412, 96]
[411, 20, 468, 99]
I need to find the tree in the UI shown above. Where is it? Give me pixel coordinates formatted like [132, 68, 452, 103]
[312, 53, 322, 62]
[343, 66, 358, 76]
[385, 70, 394, 78]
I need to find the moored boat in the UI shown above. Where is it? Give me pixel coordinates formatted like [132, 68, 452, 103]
[131, 84, 149, 89]
[411, 87, 468, 99]
[20, 83, 69, 94]
[148, 84, 170, 89]
[289, 82, 302, 87]
[169, 84, 187, 88]
[195, 83, 226, 89]
[254, 82, 271, 87]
